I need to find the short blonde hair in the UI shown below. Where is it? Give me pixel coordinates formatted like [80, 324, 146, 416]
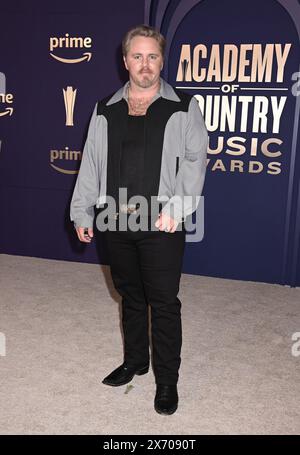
[122, 24, 166, 58]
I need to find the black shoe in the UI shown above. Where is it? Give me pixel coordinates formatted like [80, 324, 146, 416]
[154, 384, 178, 415]
[102, 362, 149, 387]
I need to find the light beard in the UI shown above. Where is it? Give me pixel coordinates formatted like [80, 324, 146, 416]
[133, 73, 158, 89]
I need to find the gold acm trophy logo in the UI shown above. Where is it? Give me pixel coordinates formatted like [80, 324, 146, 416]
[63, 86, 77, 126]
[50, 86, 81, 174]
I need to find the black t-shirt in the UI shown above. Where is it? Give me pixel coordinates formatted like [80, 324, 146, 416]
[120, 114, 145, 200]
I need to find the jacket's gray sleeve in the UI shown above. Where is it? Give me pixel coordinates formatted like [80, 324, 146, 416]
[161, 96, 208, 223]
[70, 102, 99, 228]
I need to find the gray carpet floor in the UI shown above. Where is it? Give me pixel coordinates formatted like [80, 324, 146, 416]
[0, 253, 299, 435]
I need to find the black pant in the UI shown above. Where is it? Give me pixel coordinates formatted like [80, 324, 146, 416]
[104, 216, 186, 385]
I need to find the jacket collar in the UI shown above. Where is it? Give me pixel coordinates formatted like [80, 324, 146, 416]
[106, 76, 180, 105]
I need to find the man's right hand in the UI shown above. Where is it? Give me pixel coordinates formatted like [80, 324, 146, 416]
[75, 227, 94, 243]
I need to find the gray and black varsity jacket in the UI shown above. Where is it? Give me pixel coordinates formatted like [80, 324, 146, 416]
[70, 76, 208, 228]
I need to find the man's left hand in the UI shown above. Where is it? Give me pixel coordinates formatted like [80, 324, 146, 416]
[155, 213, 179, 233]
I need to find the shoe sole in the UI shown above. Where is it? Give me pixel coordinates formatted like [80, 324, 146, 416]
[154, 403, 178, 415]
[102, 365, 149, 387]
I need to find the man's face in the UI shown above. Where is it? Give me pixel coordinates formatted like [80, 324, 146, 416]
[123, 36, 163, 89]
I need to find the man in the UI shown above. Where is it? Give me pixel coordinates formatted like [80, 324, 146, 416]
[70, 24, 208, 415]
